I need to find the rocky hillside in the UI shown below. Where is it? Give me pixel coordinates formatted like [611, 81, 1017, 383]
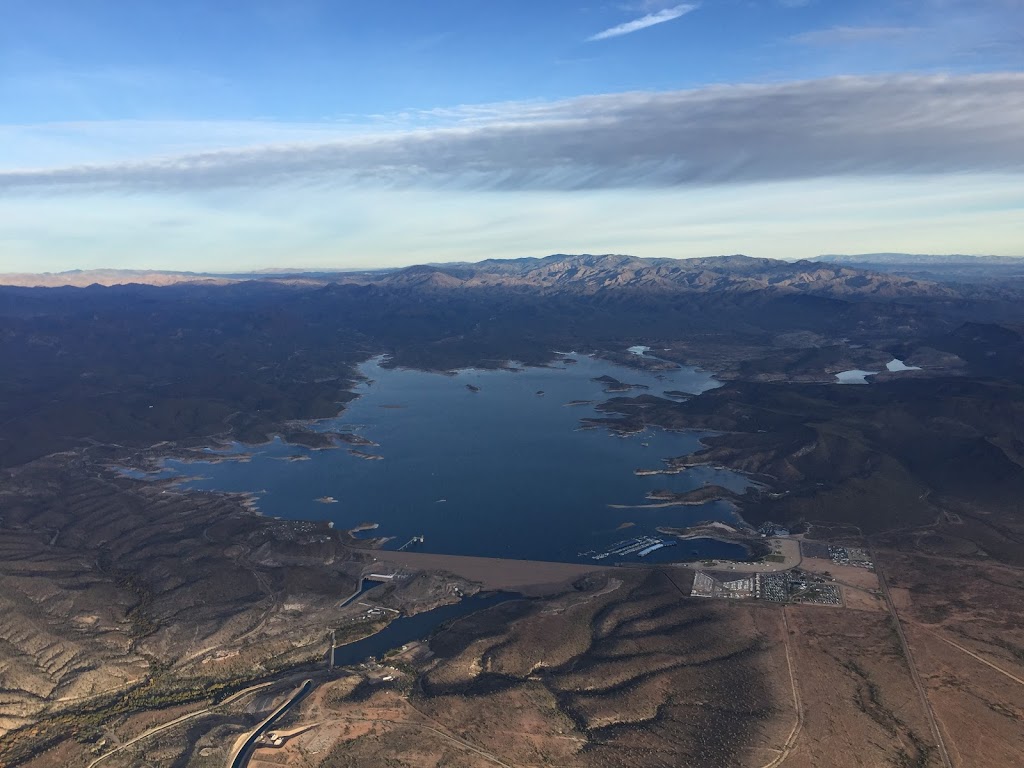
[375, 253, 961, 299]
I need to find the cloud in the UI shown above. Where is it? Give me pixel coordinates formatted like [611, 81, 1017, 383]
[2, 74, 1023, 194]
[7, 176, 1023, 273]
[588, 4, 698, 41]
[792, 25, 922, 45]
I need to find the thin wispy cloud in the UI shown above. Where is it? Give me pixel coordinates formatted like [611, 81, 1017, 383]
[2, 74, 1022, 194]
[588, 4, 697, 42]
[793, 25, 922, 46]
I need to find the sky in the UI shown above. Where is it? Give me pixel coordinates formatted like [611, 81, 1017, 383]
[1, 0, 1023, 272]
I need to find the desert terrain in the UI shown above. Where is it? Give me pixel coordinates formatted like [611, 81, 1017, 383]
[210, 568, 952, 768]
[3, 254, 1024, 766]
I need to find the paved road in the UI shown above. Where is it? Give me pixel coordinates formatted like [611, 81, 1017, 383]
[912, 622, 1024, 687]
[227, 679, 313, 768]
[86, 709, 211, 768]
[872, 549, 953, 768]
[86, 682, 275, 768]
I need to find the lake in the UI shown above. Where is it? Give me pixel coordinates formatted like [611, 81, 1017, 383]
[835, 369, 878, 384]
[836, 358, 922, 383]
[160, 353, 752, 564]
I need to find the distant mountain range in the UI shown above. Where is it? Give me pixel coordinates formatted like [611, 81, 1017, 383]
[818, 253, 1024, 265]
[0, 266, 386, 288]
[816, 253, 1024, 286]
[0, 253, 981, 300]
[371, 254, 966, 299]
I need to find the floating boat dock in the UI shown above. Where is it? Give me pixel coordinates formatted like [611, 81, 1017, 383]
[638, 540, 677, 557]
[582, 535, 676, 561]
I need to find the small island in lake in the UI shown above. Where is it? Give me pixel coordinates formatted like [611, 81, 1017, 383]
[591, 374, 650, 393]
[348, 448, 384, 460]
[608, 484, 743, 509]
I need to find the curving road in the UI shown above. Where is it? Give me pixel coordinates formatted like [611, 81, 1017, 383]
[227, 679, 313, 768]
[86, 682, 274, 768]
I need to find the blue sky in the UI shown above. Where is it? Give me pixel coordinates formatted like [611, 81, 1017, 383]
[1, 0, 1022, 271]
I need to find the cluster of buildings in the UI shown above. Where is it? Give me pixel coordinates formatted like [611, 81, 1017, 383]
[756, 573, 790, 602]
[828, 545, 874, 570]
[755, 570, 842, 605]
[349, 603, 398, 622]
[693, 567, 842, 606]
[691, 571, 754, 598]
[686, 537, 879, 607]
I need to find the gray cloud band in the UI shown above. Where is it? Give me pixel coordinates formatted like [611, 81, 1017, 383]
[3, 74, 1022, 193]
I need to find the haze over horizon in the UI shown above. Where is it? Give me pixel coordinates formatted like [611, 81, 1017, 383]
[2, 0, 1023, 272]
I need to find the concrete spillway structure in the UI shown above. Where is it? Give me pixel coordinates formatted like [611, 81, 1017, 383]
[227, 679, 313, 768]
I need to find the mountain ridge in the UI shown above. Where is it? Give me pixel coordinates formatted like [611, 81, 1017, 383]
[0, 252, 1000, 301]
[375, 253, 961, 300]
[818, 252, 1024, 265]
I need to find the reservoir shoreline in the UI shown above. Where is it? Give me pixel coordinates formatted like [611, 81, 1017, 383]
[120, 351, 758, 566]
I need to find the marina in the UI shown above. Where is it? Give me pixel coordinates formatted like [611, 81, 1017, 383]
[638, 540, 676, 557]
[581, 536, 678, 560]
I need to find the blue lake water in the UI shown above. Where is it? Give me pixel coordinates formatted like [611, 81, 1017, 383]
[332, 592, 519, 666]
[886, 358, 921, 372]
[835, 369, 878, 384]
[159, 354, 752, 563]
